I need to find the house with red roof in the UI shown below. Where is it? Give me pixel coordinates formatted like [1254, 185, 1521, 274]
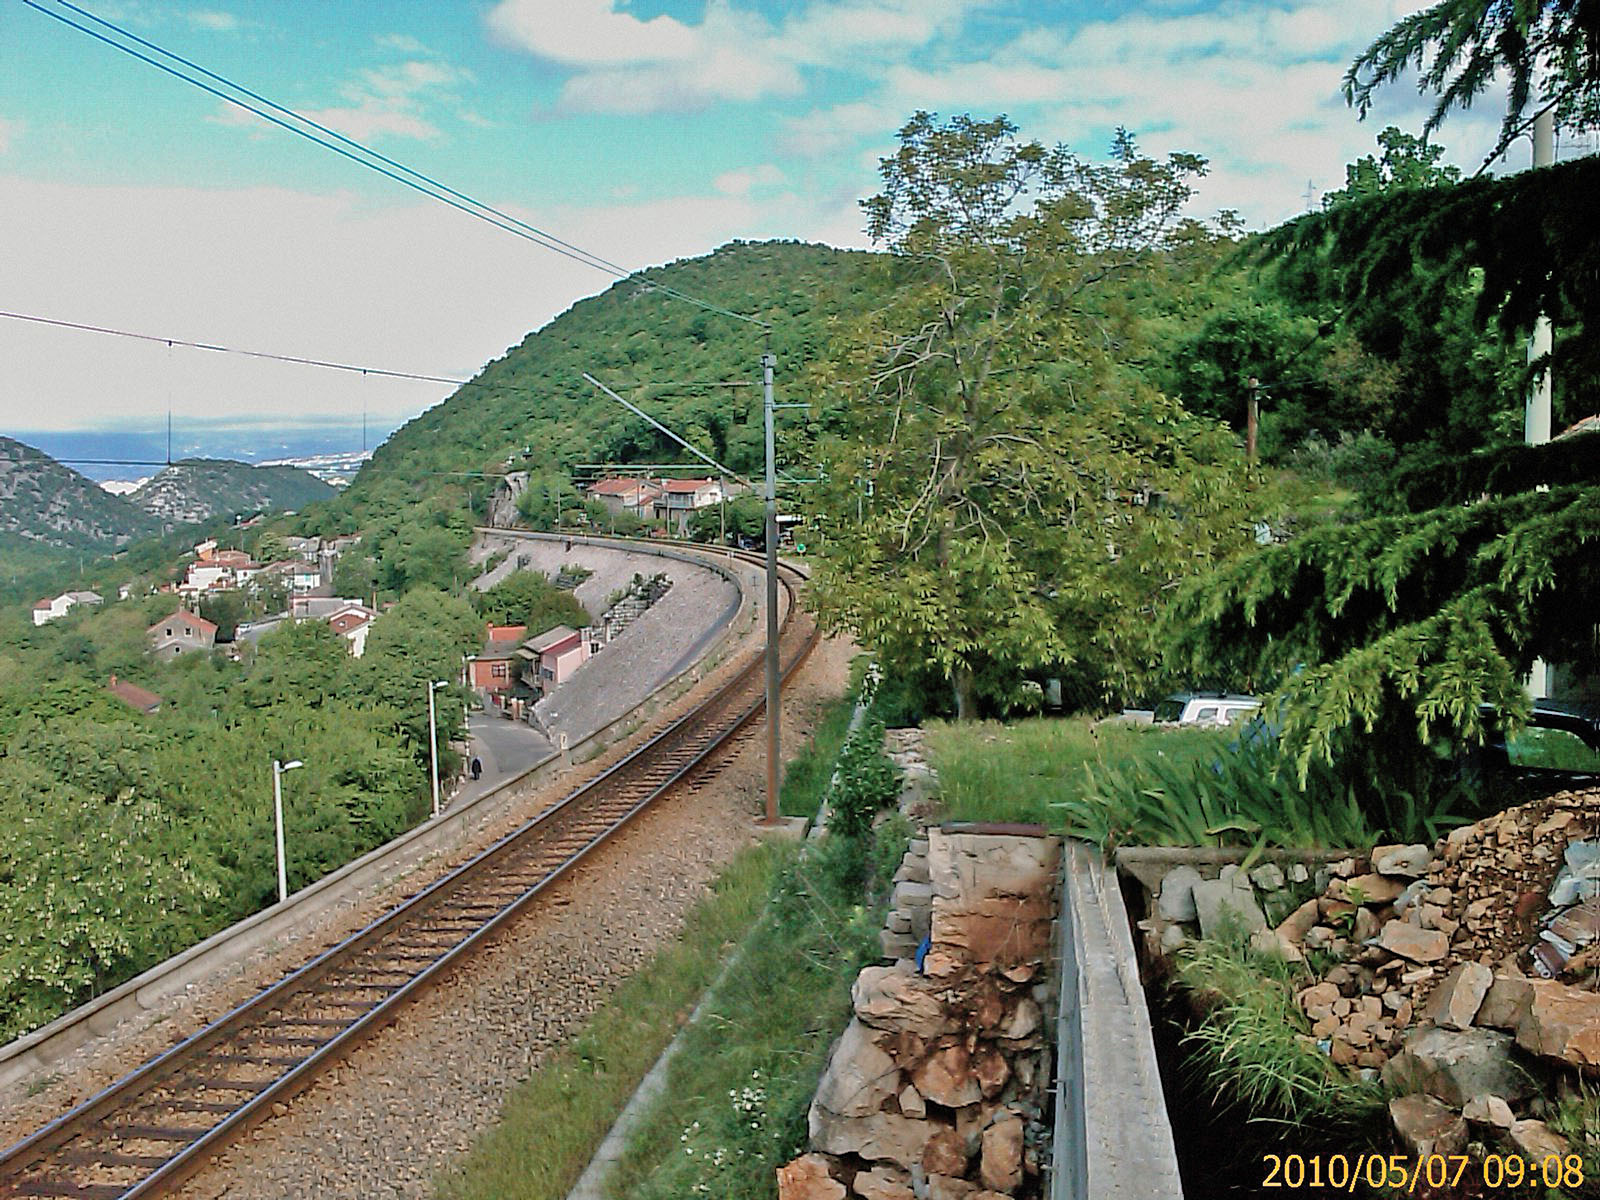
[469, 623, 528, 698]
[586, 476, 663, 521]
[147, 610, 218, 659]
[106, 674, 163, 715]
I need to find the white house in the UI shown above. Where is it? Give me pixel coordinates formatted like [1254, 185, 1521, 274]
[31, 590, 102, 626]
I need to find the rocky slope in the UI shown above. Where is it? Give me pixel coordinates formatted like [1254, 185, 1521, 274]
[0, 436, 158, 550]
[128, 458, 334, 525]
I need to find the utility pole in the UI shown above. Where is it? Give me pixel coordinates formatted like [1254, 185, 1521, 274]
[1246, 377, 1261, 462]
[1525, 108, 1554, 448]
[1527, 107, 1555, 698]
[761, 350, 781, 826]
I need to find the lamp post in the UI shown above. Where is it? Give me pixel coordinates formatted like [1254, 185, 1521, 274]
[272, 758, 303, 904]
[428, 679, 448, 818]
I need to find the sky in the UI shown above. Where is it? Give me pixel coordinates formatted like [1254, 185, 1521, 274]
[0, 0, 1578, 457]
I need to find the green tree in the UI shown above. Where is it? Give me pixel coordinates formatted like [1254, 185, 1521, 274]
[806, 113, 1263, 717]
[1320, 126, 1461, 208]
[686, 494, 764, 544]
[1345, 0, 1600, 158]
[476, 570, 591, 633]
[1171, 437, 1600, 784]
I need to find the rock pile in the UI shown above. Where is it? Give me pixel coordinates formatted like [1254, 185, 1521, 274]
[1140, 787, 1600, 1165]
[777, 829, 1061, 1200]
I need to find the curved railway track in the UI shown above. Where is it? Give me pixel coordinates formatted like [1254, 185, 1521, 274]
[1, 551, 816, 1200]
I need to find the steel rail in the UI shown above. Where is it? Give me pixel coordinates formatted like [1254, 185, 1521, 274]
[1, 555, 815, 1200]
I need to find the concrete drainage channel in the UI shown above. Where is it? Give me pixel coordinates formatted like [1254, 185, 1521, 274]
[0, 535, 761, 1097]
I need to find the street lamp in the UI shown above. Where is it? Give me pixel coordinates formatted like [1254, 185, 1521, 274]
[428, 679, 448, 818]
[272, 758, 304, 904]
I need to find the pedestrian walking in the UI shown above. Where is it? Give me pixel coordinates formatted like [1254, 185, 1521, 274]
[470, 756, 482, 781]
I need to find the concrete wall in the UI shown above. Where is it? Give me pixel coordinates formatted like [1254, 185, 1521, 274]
[1051, 842, 1184, 1200]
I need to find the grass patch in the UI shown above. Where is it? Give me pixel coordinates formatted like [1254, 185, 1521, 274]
[924, 716, 1224, 828]
[603, 828, 905, 1200]
[779, 694, 859, 819]
[434, 844, 783, 1200]
[1177, 933, 1383, 1125]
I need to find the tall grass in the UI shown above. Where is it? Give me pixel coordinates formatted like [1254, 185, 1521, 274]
[1178, 935, 1384, 1125]
[603, 830, 902, 1200]
[924, 717, 1224, 827]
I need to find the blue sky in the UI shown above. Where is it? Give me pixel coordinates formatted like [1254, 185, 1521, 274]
[0, 0, 1566, 445]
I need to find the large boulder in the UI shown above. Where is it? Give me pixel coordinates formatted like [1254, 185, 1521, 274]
[1383, 1027, 1529, 1106]
[853, 964, 957, 1037]
[778, 1154, 846, 1200]
[979, 1115, 1024, 1192]
[911, 1044, 983, 1109]
[1422, 962, 1494, 1031]
[1389, 1094, 1468, 1158]
[809, 1108, 934, 1169]
[1514, 979, 1600, 1070]
[815, 1020, 901, 1117]
[1157, 866, 1203, 922]
[853, 1166, 915, 1200]
[1377, 920, 1448, 963]
[1193, 867, 1267, 938]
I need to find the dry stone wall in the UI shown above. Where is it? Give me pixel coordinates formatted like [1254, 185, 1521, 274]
[1135, 787, 1600, 1167]
[779, 731, 1061, 1200]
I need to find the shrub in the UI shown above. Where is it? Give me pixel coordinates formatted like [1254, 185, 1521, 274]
[825, 721, 900, 841]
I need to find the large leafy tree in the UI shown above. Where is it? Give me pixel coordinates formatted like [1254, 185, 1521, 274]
[806, 114, 1265, 717]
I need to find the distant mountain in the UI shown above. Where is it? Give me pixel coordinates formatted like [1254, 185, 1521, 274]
[128, 458, 336, 525]
[0, 436, 160, 550]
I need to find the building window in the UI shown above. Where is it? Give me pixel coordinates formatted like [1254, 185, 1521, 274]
[491, 663, 507, 678]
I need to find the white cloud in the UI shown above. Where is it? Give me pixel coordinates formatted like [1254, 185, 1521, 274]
[713, 164, 785, 196]
[377, 33, 432, 56]
[211, 56, 474, 143]
[0, 170, 868, 436]
[0, 117, 20, 153]
[186, 9, 240, 33]
[486, 0, 699, 67]
[486, 0, 988, 114]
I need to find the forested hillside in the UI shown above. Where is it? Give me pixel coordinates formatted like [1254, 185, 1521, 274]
[0, 437, 160, 551]
[129, 458, 335, 525]
[285, 241, 876, 592]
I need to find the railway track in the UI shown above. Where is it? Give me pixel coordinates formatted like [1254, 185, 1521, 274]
[1, 552, 816, 1200]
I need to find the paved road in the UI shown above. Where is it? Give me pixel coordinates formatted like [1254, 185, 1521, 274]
[445, 710, 556, 810]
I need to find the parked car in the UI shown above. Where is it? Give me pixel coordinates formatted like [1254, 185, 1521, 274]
[1474, 700, 1600, 785]
[1152, 691, 1261, 728]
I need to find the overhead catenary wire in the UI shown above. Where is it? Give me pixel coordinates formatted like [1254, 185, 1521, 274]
[21, 0, 769, 329]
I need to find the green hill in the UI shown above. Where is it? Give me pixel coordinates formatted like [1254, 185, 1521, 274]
[129, 458, 335, 526]
[0, 437, 161, 551]
[317, 240, 878, 538]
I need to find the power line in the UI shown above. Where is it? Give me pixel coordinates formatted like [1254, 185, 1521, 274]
[0, 310, 469, 385]
[21, 0, 769, 329]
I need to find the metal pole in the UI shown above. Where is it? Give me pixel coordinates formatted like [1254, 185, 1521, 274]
[272, 760, 287, 904]
[762, 350, 781, 825]
[428, 683, 441, 818]
[1527, 108, 1555, 698]
[1525, 109, 1554, 448]
[1246, 377, 1260, 462]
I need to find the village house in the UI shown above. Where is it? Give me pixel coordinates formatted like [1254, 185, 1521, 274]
[285, 535, 321, 561]
[147, 610, 217, 658]
[517, 624, 590, 697]
[106, 674, 162, 715]
[31, 590, 102, 626]
[325, 603, 376, 657]
[652, 477, 734, 534]
[469, 624, 528, 700]
[586, 476, 664, 521]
